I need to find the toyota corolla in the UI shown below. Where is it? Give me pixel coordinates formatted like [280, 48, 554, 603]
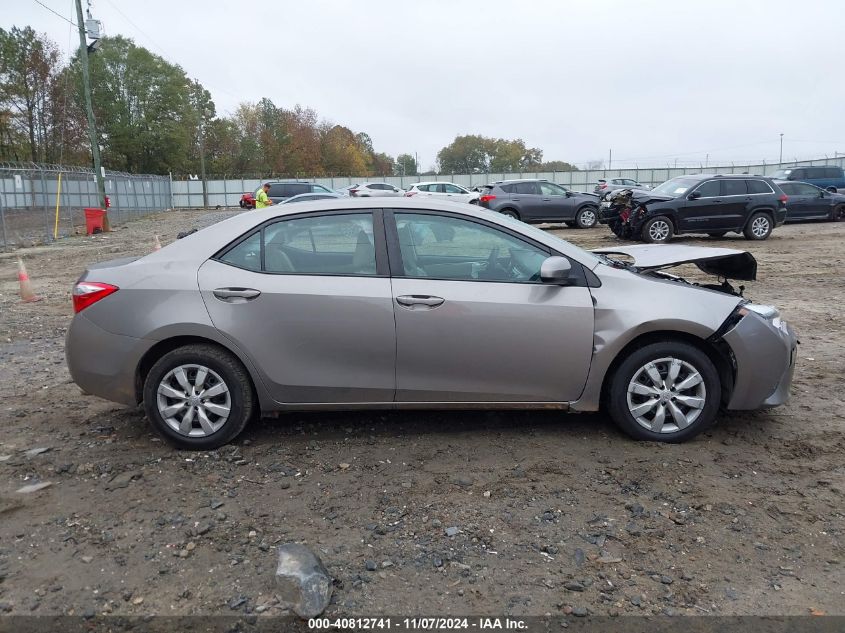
[66, 198, 797, 449]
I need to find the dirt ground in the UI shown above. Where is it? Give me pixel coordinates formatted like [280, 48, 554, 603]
[0, 209, 843, 621]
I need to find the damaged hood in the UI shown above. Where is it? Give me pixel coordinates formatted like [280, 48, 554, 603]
[592, 244, 757, 281]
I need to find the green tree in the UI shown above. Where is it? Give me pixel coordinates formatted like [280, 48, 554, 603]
[0, 26, 64, 162]
[437, 134, 492, 173]
[395, 153, 417, 176]
[539, 160, 579, 172]
[78, 35, 195, 173]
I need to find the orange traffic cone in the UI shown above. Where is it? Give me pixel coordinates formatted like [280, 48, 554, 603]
[153, 234, 162, 251]
[17, 259, 41, 303]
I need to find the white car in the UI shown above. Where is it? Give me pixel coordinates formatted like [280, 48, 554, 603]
[349, 182, 405, 197]
[404, 181, 479, 204]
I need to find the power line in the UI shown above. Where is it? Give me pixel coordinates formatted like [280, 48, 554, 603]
[32, 0, 77, 26]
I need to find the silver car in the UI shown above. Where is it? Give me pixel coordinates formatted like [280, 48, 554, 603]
[66, 199, 797, 450]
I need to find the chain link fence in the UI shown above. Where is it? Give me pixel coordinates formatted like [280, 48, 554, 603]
[0, 162, 171, 250]
[171, 156, 845, 207]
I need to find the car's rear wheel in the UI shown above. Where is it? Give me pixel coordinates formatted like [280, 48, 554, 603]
[499, 208, 520, 220]
[641, 216, 674, 243]
[143, 344, 256, 450]
[744, 212, 773, 240]
[830, 204, 845, 222]
[707, 231, 728, 238]
[607, 341, 720, 443]
[575, 206, 598, 229]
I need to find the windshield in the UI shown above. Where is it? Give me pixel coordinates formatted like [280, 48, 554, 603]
[651, 177, 701, 196]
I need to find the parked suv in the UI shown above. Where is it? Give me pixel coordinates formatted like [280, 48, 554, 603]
[239, 181, 334, 208]
[769, 166, 845, 192]
[598, 174, 788, 243]
[478, 179, 599, 228]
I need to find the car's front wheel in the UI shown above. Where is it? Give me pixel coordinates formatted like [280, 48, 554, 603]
[744, 212, 773, 240]
[575, 206, 598, 229]
[607, 341, 721, 442]
[641, 216, 674, 243]
[143, 344, 256, 450]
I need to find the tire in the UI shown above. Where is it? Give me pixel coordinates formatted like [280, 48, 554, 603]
[606, 341, 720, 443]
[743, 212, 773, 240]
[575, 206, 598, 229]
[831, 204, 845, 222]
[499, 208, 520, 220]
[707, 231, 727, 238]
[641, 216, 674, 243]
[143, 344, 256, 450]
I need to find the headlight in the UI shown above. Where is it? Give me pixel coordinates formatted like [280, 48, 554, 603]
[742, 303, 780, 321]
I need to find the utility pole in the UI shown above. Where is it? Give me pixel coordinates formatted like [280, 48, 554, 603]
[74, 0, 107, 222]
[779, 133, 784, 165]
[608, 149, 612, 170]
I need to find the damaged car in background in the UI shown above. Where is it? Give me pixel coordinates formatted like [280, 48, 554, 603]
[66, 199, 797, 449]
[598, 174, 789, 243]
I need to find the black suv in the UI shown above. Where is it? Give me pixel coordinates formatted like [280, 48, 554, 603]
[266, 181, 334, 203]
[598, 174, 788, 243]
[478, 179, 600, 228]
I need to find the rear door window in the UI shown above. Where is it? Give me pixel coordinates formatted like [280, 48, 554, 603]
[721, 180, 748, 196]
[268, 184, 288, 197]
[514, 182, 541, 195]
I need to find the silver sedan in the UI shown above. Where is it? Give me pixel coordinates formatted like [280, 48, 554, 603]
[66, 198, 797, 449]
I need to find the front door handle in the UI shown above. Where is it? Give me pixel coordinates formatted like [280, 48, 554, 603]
[396, 295, 445, 308]
[213, 287, 261, 303]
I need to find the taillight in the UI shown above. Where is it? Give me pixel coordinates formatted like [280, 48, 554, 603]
[73, 282, 118, 313]
[479, 194, 496, 203]
[779, 194, 788, 203]
[405, 191, 417, 197]
[349, 189, 358, 196]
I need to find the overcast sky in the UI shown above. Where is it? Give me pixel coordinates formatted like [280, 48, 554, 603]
[6, 0, 845, 170]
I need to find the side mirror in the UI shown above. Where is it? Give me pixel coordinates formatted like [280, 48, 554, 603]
[540, 256, 573, 285]
[565, 190, 573, 197]
[826, 186, 837, 194]
[687, 191, 701, 200]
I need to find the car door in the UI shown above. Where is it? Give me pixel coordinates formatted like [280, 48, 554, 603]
[387, 211, 594, 402]
[197, 211, 395, 404]
[675, 179, 722, 231]
[711, 179, 750, 230]
[790, 183, 826, 218]
[539, 181, 576, 220]
[443, 183, 469, 202]
[510, 181, 545, 220]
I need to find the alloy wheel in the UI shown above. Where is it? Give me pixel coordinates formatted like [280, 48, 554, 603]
[648, 220, 671, 241]
[578, 208, 597, 228]
[626, 357, 706, 434]
[156, 364, 231, 437]
[751, 216, 770, 238]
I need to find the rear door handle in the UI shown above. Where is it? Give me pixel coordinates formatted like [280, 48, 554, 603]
[396, 295, 445, 308]
[213, 287, 261, 303]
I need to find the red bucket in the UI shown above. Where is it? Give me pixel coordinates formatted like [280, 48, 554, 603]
[84, 208, 106, 235]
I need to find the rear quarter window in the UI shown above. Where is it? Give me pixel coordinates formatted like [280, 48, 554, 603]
[500, 184, 516, 194]
[746, 180, 773, 194]
[824, 167, 843, 178]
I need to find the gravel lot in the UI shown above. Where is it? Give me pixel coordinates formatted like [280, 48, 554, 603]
[0, 209, 843, 620]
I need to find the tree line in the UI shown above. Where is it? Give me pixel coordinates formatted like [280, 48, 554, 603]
[0, 26, 579, 177]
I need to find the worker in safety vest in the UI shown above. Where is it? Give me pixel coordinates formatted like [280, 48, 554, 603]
[254, 183, 273, 209]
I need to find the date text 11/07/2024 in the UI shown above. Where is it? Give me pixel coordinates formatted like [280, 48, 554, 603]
[308, 618, 528, 630]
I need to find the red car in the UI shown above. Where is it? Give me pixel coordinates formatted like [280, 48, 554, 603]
[239, 192, 256, 209]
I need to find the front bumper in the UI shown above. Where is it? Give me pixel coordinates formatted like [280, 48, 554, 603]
[66, 313, 155, 406]
[723, 310, 797, 409]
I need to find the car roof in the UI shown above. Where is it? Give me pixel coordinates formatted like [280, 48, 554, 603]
[412, 181, 461, 186]
[670, 174, 768, 180]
